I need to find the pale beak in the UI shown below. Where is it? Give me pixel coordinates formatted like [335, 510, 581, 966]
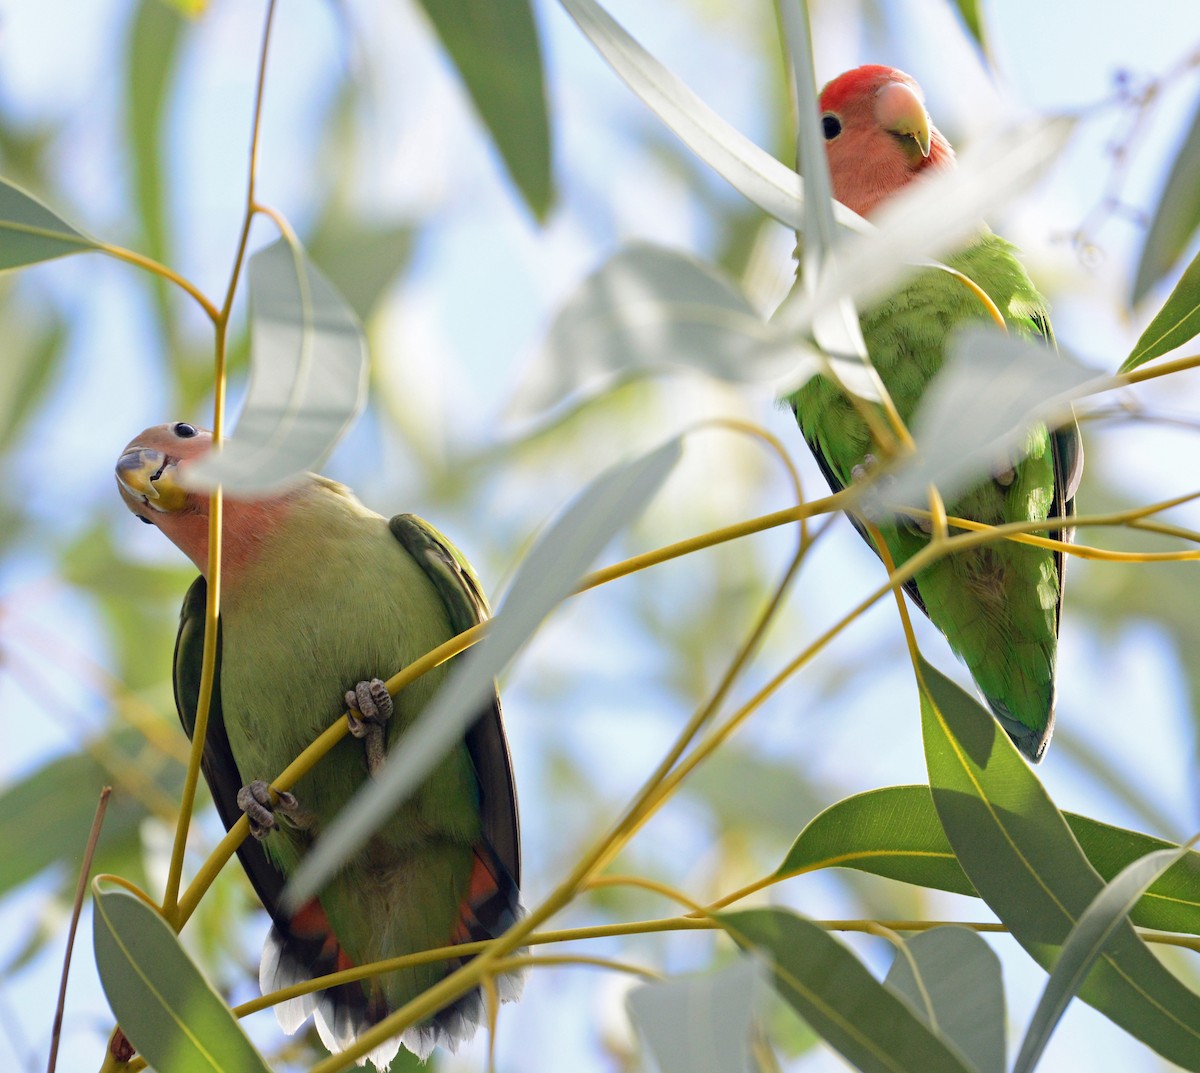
[116, 447, 188, 512]
[875, 80, 932, 158]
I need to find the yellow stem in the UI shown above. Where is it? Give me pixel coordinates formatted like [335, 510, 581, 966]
[96, 243, 219, 323]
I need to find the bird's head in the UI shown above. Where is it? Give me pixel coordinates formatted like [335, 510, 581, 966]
[818, 64, 955, 217]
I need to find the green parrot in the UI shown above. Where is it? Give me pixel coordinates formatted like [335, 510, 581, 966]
[116, 422, 522, 1066]
[788, 65, 1082, 761]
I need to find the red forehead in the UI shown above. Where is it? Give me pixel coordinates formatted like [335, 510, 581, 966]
[819, 65, 918, 113]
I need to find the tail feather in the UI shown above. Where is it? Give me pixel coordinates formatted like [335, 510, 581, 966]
[261, 845, 524, 1068]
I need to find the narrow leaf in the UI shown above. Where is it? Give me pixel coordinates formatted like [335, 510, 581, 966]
[885, 927, 1006, 1073]
[779, 784, 1200, 934]
[950, 0, 987, 50]
[557, 0, 868, 236]
[1013, 847, 1192, 1073]
[285, 439, 682, 905]
[0, 178, 97, 269]
[511, 242, 817, 420]
[416, 0, 553, 218]
[720, 908, 975, 1073]
[863, 326, 1100, 514]
[1122, 247, 1200, 371]
[627, 958, 763, 1073]
[920, 658, 1200, 1070]
[182, 238, 368, 493]
[1132, 93, 1200, 304]
[93, 887, 272, 1072]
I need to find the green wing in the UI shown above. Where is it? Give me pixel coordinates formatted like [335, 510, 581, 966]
[173, 578, 290, 919]
[388, 514, 521, 891]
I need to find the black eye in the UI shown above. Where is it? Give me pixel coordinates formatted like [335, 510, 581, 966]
[173, 422, 197, 438]
[138, 515, 153, 525]
[821, 113, 842, 140]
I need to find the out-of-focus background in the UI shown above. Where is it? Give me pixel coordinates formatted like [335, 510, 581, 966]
[2, 0, 1199, 1069]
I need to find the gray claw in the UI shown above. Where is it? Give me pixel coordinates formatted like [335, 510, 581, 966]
[346, 678, 395, 777]
[850, 452, 878, 484]
[236, 780, 307, 840]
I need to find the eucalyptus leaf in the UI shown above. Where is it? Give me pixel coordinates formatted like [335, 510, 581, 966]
[1132, 93, 1200, 304]
[511, 242, 816, 420]
[862, 327, 1099, 515]
[950, 0, 987, 50]
[0, 177, 97, 269]
[557, 0, 868, 236]
[182, 238, 368, 494]
[885, 927, 1006, 1073]
[93, 887, 272, 1073]
[415, 0, 553, 219]
[720, 908, 975, 1073]
[285, 438, 682, 906]
[920, 657, 1200, 1070]
[778, 784, 1200, 934]
[1122, 247, 1200, 372]
[627, 958, 763, 1073]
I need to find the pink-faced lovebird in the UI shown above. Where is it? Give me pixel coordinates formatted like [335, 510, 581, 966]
[788, 65, 1082, 761]
[116, 422, 522, 1066]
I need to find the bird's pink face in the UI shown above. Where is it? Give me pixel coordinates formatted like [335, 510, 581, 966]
[817, 64, 953, 217]
[115, 421, 213, 524]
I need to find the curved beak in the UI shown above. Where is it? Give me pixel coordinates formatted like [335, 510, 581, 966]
[115, 447, 189, 512]
[875, 80, 931, 158]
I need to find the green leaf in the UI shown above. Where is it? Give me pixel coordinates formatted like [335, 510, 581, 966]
[1014, 847, 1190, 1073]
[627, 958, 763, 1073]
[306, 218, 413, 323]
[719, 908, 975, 1073]
[950, 0, 987, 50]
[0, 177, 97, 269]
[779, 784, 1200, 935]
[0, 743, 166, 899]
[920, 657, 1200, 1070]
[93, 887, 272, 1073]
[513, 242, 817, 421]
[0, 312, 64, 452]
[1132, 94, 1200, 304]
[415, 0, 552, 219]
[286, 438, 682, 905]
[1122, 247, 1200, 371]
[181, 237, 368, 494]
[885, 927, 1006, 1073]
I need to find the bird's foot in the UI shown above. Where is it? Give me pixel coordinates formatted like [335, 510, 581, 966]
[346, 678, 394, 777]
[850, 453, 878, 484]
[993, 465, 1016, 487]
[236, 780, 313, 840]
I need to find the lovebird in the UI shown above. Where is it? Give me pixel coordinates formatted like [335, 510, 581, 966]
[788, 65, 1082, 761]
[116, 422, 522, 1066]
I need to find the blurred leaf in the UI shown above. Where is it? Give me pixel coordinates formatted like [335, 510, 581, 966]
[720, 908, 975, 1073]
[687, 746, 826, 838]
[127, 0, 184, 265]
[182, 237, 368, 494]
[93, 887, 272, 1073]
[306, 219, 413, 323]
[1132, 93, 1200, 304]
[627, 958, 763, 1073]
[885, 927, 1006, 1073]
[286, 437, 683, 905]
[780, 784, 1200, 934]
[557, 0, 868, 235]
[513, 242, 814, 421]
[920, 657, 1200, 1070]
[415, 0, 552, 219]
[862, 326, 1099, 514]
[1122, 248, 1200, 371]
[0, 742, 168, 899]
[1014, 847, 1190, 1073]
[0, 177, 97, 269]
[949, 0, 987, 50]
[779, 0, 867, 365]
[0, 311, 64, 452]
